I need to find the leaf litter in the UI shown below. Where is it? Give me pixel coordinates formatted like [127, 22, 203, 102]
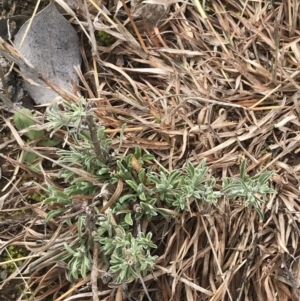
[0, 0, 300, 300]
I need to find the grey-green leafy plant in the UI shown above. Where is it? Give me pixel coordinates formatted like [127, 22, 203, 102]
[45, 98, 89, 135]
[147, 160, 221, 211]
[32, 99, 276, 284]
[221, 160, 276, 219]
[183, 161, 222, 205]
[63, 242, 92, 280]
[94, 227, 157, 283]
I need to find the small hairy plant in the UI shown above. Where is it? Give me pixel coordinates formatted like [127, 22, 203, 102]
[45, 98, 88, 135]
[221, 160, 276, 218]
[31, 99, 276, 284]
[94, 227, 157, 283]
[63, 242, 92, 280]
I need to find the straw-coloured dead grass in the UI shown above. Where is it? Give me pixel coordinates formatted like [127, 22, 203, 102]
[0, 0, 300, 300]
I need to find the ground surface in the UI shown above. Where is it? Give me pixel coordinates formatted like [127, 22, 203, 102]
[1, 1, 300, 301]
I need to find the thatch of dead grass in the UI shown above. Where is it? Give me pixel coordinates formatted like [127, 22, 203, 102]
[1, 0, 300, 300]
